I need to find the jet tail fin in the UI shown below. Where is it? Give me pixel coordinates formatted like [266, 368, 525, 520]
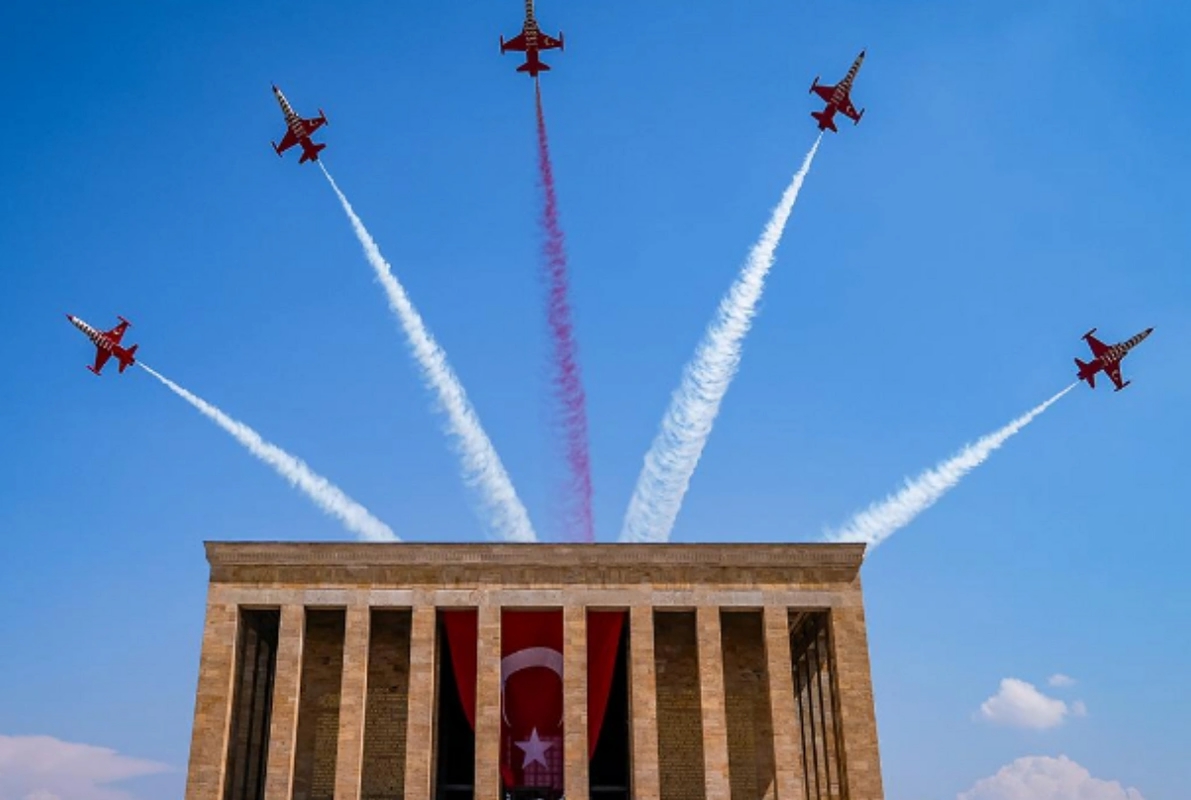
[299, 142, 327, 164]
[119, 344, 138, 373]
[811, 110, 838, 132]
[1074, 358, 1095, 388]
[518, 60, 549, 73]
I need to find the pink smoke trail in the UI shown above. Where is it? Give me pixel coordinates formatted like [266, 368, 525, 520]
[534, 78, 594, 543]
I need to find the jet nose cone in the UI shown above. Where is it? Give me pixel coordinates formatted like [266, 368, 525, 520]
[1146, 327, 1154, 334]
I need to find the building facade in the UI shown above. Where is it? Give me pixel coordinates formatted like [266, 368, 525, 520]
[184, 542, 884, 800]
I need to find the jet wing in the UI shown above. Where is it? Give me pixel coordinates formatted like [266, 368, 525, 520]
[105, 320, 129, 344]
[275, 129, 299, 154]
[1105, 362, 1126, 390]
[812, 83, 837, 102]
[1084, 334, 1110, 358]
[502, 31, 528, 52]
[539, 32, 563, 50]
[840, 96, 862, 122]
[92, 348, 112, 374]
[300, 116, 326, 136]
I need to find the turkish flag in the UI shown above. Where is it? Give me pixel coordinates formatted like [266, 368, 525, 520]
[500, 610, 564, 791]
[585, 611, 624, 758]
[441, 609, 626, 793]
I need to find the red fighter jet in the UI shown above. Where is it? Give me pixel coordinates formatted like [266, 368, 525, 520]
[270, 85, 328, 164]
[810, 50, 867, 132]
[66, 314, 138, 376]
[500, 0, 564, 77]
[1075, 326, 1154, 391]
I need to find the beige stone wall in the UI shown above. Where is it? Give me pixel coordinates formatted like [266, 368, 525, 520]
[335, 606, 370, 800]
[184, 601, 239, 800]
[204, 542, 867, 597]
[402, 608, 436, 800]
[184, 543, 882, 800]
[629, 605, 660, 800]
[696, 607, 730, 800]
[829, 604, 884, 800]
[224, 610, 279, 800]
[292, 610, 346, 800]
[763, 606, 805, 800]
[654, 611, 706, 800]
[721, 611, 776, 800]
[223, 617, 257, 800]
[563, 605, 589, 800]
[359, 610, 411, 800]
[264, 605, 305, 800]
[792, 613, 835, 800]
[474, 604, 501, 800]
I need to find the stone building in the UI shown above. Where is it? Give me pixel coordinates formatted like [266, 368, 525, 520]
[184, 541, 883, 800]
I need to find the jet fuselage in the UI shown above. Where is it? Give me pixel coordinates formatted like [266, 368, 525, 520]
[270, 85, 328, 164]
[66, 314, 138, 375]
[1075, 327, 1153, 391]
[810, 50, 866, 132]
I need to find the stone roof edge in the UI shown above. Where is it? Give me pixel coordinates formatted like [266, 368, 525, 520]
[204, 541, 866, 571]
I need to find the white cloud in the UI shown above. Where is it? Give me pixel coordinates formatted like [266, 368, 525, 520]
[958, 755, 1145, 800]
[0, 735, 169, 800]
[977, 678, 1087, 730]
[1048, 674, 1076, 688]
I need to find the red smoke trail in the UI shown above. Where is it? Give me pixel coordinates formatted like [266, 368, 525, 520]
[534, 77, 594, 542]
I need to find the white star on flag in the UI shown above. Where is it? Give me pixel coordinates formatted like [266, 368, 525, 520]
[514, 727, 553, 768]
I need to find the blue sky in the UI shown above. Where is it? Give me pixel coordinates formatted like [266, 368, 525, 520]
[1, 0, 1188, 797]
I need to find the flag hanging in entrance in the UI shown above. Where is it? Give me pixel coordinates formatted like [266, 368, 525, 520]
[500, 610, 564, 790]
[440, 608, 626, 792]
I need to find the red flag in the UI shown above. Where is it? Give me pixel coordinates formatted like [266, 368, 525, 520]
[501, 610, 565, 791]
[442, 609, 478, 729]
[586, 611, 624, 758]
[443, 608, 626, 789]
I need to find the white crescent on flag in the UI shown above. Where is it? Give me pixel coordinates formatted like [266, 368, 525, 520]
[500, 646, 564, 726]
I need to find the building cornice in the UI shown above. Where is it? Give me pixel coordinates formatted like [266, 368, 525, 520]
[206, 541, 863, 568]
[203, 541, 865, 588]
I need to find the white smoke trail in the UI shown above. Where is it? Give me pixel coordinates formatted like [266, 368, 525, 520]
[139, 363, 396, 542]
[619, 136, 823, 543]
[825, 383, 1078, 550]
[318, 163, 536, 543]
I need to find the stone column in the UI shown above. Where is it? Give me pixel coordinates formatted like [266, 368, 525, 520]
[696, 606, 731, 800]
[334, 605, 371, 800]
[404, 605, 438, 800]
[264, 604, 305, 800]
[763, 606, 805, 800]
[628, 606, 660, 800]
[475, 602, 502, 800]
[563, 605, 589, 800]
[183, 601, 239, 800]
[829, 603, 884, 800]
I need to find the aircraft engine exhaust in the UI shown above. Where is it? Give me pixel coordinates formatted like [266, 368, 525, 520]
[534, 77, 594, 543]
[318, 163, 537, 543]
[619, 134, 824, 544]
[138, 363, 396, 542]
[824, 383, 1078, 551]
